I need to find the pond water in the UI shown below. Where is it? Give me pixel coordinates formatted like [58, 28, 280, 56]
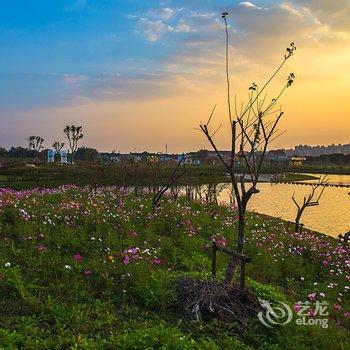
[300, 173, 350, 186]
[216, 176, 350, 237]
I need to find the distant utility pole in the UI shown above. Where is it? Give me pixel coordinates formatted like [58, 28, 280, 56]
[165, 144, 168, 154]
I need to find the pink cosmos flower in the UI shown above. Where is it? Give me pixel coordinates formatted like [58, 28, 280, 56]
[307, 308, 314, 317]
[73, 253, 83, 263]
[84, 269, 92, 276]
[293, 303, 302, 312]
[334, 303, 342, 310]
[152, 258, 163, 266]
[308, 293, 316, 301]
[123, 255, 130, 265]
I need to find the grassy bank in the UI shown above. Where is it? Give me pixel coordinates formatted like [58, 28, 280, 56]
[0, 163, 324, 190]
[0, 186, 349, 349]
[264, 165, 350, 176]
[0, 164, 228, 190]
[274, 173, 319, 182]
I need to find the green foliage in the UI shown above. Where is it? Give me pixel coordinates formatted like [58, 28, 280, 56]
[247, 278, 287, 303]
[128, 270, 176, 310]
[116, 323, 197, 349]
[0, 187, 348, 349]
[1, 206, 18, 226]
[0, 163, 227, 189]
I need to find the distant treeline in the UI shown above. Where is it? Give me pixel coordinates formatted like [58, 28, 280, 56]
[305, 153, 350, 166]
[0, 146, 99, 163]
[1, 145, 350, 166]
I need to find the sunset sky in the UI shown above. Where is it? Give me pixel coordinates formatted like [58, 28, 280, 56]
[0, 0, 349, 152]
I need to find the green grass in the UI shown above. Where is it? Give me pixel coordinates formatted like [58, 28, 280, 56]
[0, 186, 349, 349]
[275, 173, 319, 182]
[0, 163, 228, 190]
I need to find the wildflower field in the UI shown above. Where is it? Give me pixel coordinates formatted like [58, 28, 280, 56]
[0, 186, 349, 349]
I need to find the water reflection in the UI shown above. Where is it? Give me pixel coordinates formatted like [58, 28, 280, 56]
[217, 181, 350, 237]
[300, 173, 350, 186]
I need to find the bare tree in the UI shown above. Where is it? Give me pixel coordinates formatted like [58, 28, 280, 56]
[63, 125, 83, 162]
[292, 175, 328, 232]
[27, 136, 44, 162]
[52, 141, 65, 162]
[199, 12, 296, 288]
[27, 136, 44, 152]
[52, 141, 65, 154]
[151, 156, 187, 211]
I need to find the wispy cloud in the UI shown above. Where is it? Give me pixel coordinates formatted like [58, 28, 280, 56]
[239, 2, 262, 10]
[134, 7, 195, 42]
[293, 0, 350, 32]
[135, 19, 170, 42]
[147, 7, 176, 20]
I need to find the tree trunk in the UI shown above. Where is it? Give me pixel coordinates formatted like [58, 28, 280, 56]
[224, 212, 245, 285]
[236, 213, 245, 254]
[295, 208, 303, 232]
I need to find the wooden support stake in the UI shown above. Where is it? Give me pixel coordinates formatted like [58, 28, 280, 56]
[240, 260, 246, 290]
[211, 241, 251, 289]
[212, 241, 217, 277]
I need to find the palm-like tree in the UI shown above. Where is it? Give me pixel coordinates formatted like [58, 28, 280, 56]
[52, 141, 65, 154]
[27, 136, 44, 152]
[27, 136, 44, 162]
[63, 125, 83, 162]
[52, 141, 65, 162]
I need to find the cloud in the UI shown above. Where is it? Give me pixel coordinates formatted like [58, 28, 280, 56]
[293, 0, 350, 32]
[190, 11, 216, 19]
[136, 19, 169, 42]
[239, 2, 262, 10]
[174, 20, 195, 33]
[3, 1, 350, 151]
[147, 7, 175, 20]
[280, 3, 303, 18]
[62, 74, 88, 85]
[135, 15, 194, 42]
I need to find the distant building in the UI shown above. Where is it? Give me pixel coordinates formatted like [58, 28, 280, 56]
[47, 149, 69, 163]
[100, 152, 122, 163]
[294, 143, 350, 157]
[47, 149, 55, 163]
[147, 155, 159, 163]
[159, 154, 175, 163]
[60, 150, 68, 163]
[268, 150, 288, 163]
[290, 156, 306, 166]
[269, 143, 350, 159]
